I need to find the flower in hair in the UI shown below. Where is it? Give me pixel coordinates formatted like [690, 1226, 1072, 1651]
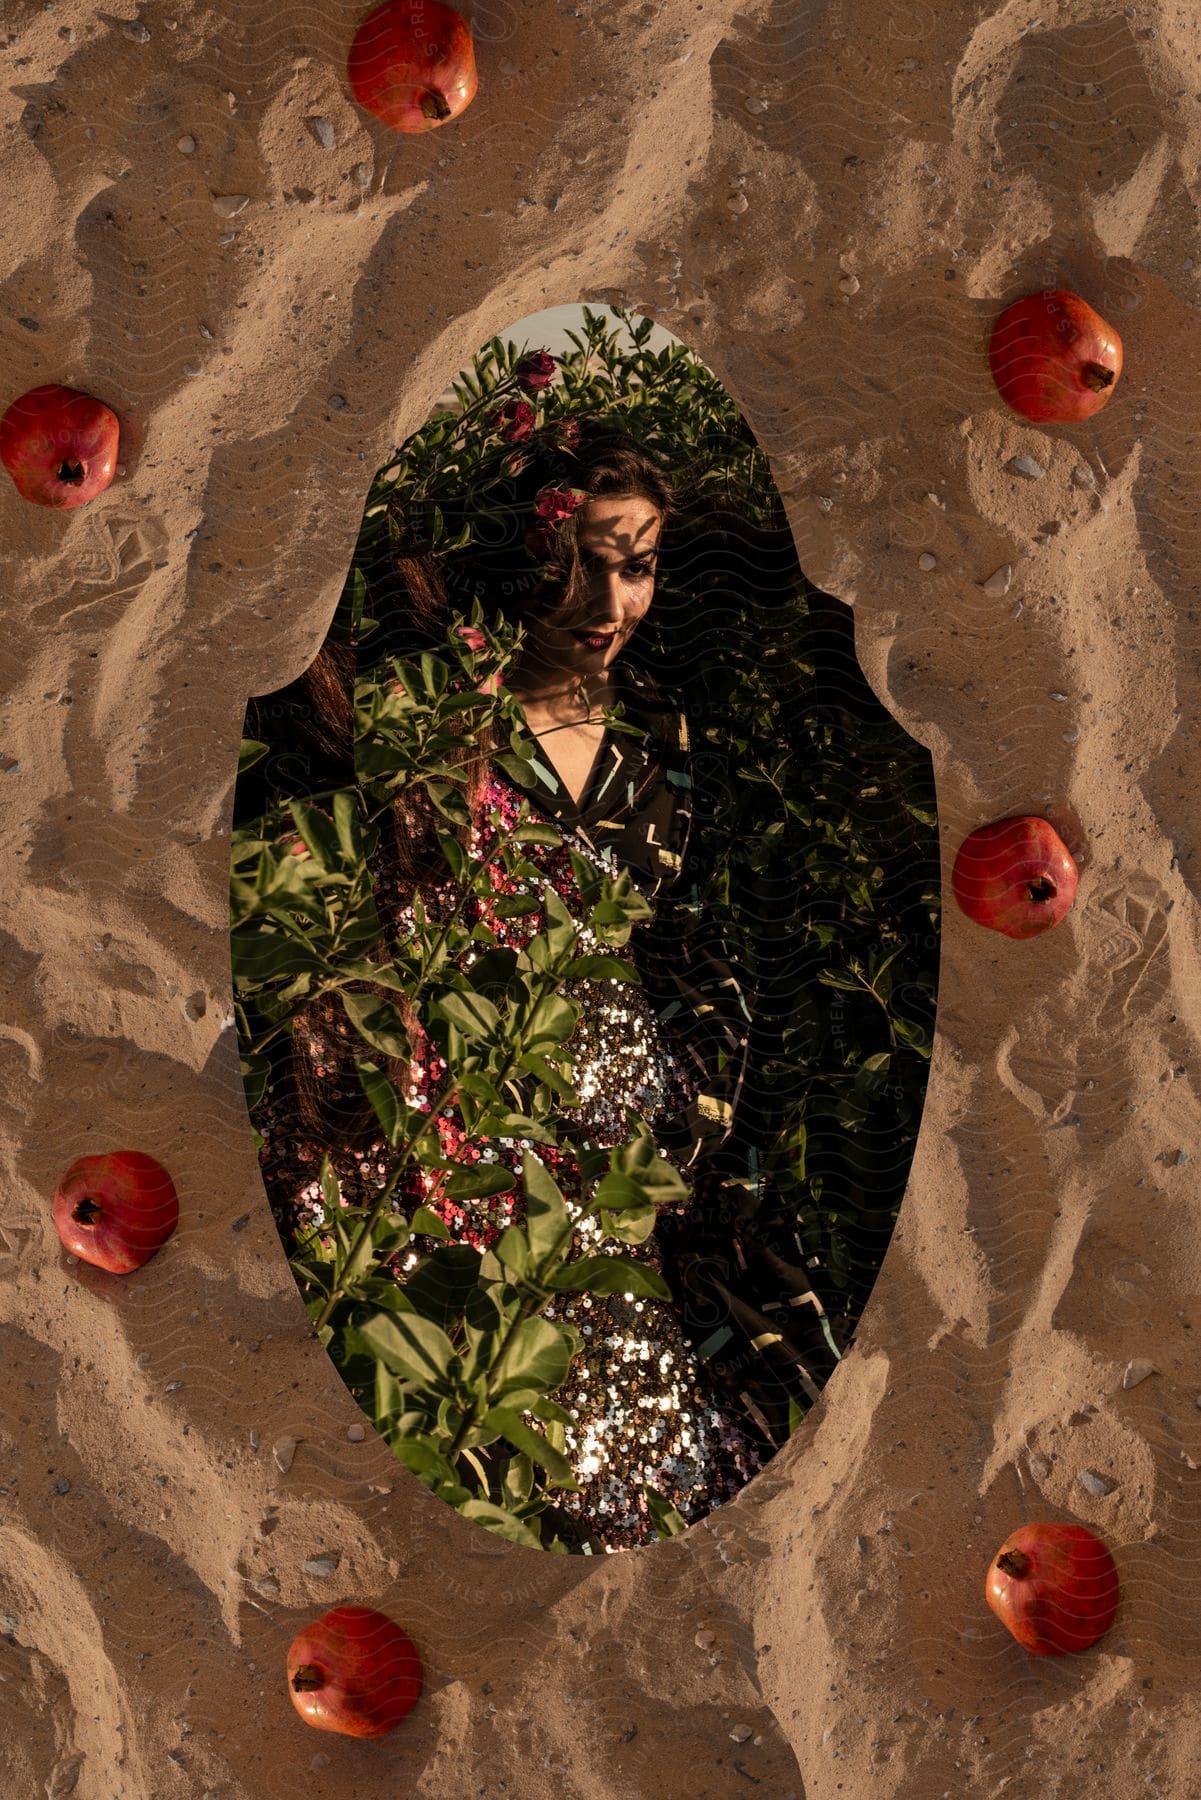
[533, 484, 586, 523]
[525, 485, 586, 564]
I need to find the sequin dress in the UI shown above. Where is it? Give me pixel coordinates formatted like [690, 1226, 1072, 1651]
[252, 663, 777, 1552]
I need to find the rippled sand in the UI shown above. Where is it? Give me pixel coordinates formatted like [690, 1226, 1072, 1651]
[3, 1, 1199, 1794]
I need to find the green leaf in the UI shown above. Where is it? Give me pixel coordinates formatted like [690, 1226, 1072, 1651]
[443, 1164, 517, 1201]
[501, 1452, 534, 1508]
[239, 737, 269, 774]
[542, 884, 577, 961]
[561, 954, 639, 982]
[455, 1499, 545, 1551]
[345, 564, 369, 636]
[817, 969, 863, 992]
[319, 1154, 342, 1220]
[494, 1226, 530, 1278]
[354, 1309, 458, 1388]
[490, 893, 542, 919]
[435, 828, 469, 885]
[356, 1059, 403, 1145]
[390, 1434, 461, 1491]
[409, 1205, 451, 1240]
[598, 1203, 658, 1246]
[374, 1360, 406, 1422]
[230, 933, 325, 984]
[492, 1314, 578, 1398]
[594, 1149, 687, 1212]
[528, 1393, 574, 1428]
[893, 1014, 933, 1056]
[239, 1052, 271, 1113]
[400, 1244, 482, 1330]
[317, 956, 404, 992]
[483, 1406, 580, 1489]
[515, 1050, 579, 1103]
[643, 1483, 689, 1539]
[289, 798, 341, 872]
[545, 1254, 671, 1300]
[509, 820, 564, 846]
[336, 1219, 379, 1295]
[419, 650, 449, 697]
[462, 945, 520, 999]
[475, 1111, 557, 1145]
[521, 1150, 571, 1269]
[526, 992, 579, 1047]
[459, 1444, 494, 1492]
[369, 1215, 413, 1260]
[434, 988, 502, 1043]
[332, 789, 364, 864]
[341, 991, 412, 1059]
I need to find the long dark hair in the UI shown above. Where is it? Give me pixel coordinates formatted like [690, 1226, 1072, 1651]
[253, 416, 678, 1154]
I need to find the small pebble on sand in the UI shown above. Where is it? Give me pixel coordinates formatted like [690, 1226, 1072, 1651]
[303, 1555, 340, 1577]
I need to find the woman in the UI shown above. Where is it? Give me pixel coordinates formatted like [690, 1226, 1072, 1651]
[248, 417, 781, 1553]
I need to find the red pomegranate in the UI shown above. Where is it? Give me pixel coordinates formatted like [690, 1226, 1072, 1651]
[347, 0, 477, 133]
[287, 1605, 423, 1737]
[52, 1150, 180, 1274]
[986, 1522, 1119, 1656]
[988, 289, 1122, 424]
[951, 815, 1078, 939]
[0, 383, 120, 508]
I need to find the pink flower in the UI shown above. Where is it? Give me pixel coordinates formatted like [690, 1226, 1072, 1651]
[476, 670, 504, 698]
[514, 349, 557, 391]
[455, 624, 487, 654]
[493, 398, 536, 442]
[546, 417, 580, 451]
[534, 484, 586, 523]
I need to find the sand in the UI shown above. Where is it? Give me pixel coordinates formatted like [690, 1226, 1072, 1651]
[3, 0, 1200, 1793]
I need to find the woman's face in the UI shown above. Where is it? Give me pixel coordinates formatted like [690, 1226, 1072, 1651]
[522, 493, 662, 683]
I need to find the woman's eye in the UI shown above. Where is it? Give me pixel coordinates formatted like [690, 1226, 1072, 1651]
[624, 561, 654, 578]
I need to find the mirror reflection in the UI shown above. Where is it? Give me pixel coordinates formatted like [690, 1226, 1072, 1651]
[231, 306, 939, 1555]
